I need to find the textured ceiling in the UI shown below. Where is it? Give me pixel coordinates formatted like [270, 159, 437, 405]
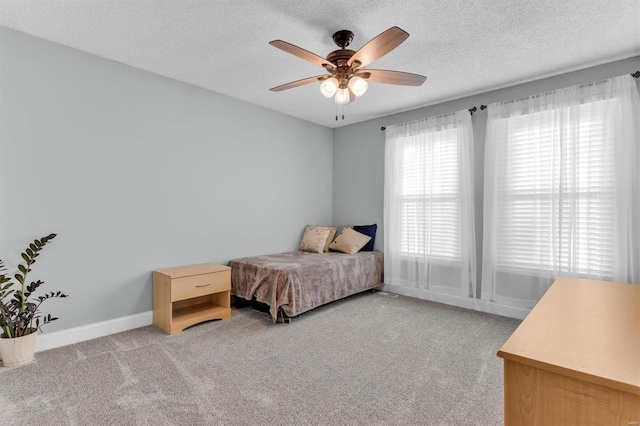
[1, 0, 639, 128]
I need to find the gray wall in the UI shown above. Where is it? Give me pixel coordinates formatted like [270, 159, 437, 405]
[333, 56, 640, 292]
[0, 27, 333, 332]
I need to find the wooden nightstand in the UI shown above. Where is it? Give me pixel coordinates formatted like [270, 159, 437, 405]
[153, 263, 231, 335]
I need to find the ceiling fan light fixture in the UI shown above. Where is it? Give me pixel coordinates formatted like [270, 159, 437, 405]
[320, 77, 339, 97]
[334, 88, 351, 105]
[348, 76, 368, 97]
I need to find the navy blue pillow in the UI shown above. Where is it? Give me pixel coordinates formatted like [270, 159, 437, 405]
[353, 224, 377, 251]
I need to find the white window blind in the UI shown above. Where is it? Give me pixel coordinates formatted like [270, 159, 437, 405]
[495, 101, 615, 277]
[397, 127, 461, 260]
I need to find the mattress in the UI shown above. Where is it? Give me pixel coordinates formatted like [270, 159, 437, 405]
[229, 250, 383, 322]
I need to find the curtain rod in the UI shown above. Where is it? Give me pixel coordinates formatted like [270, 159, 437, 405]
[381, 72, 639, 131]
[476, 72, 639, 112]
[380, 107, 477, 131]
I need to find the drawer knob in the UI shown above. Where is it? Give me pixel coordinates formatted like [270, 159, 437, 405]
[195, 283, 212, 288]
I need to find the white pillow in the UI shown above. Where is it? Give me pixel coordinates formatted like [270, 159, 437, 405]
[299, 225, 332, 254]
[329, 228, 371, 254]
[323, 226, 338, 252]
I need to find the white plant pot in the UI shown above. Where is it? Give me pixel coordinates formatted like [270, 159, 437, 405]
[0, 329, 37, 367]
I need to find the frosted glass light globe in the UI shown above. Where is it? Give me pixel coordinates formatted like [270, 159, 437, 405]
[348, 76, 368, 97]
[334, 88, 350, 105]
[320, 77, 339, 97]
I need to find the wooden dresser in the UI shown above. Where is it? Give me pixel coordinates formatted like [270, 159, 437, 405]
[153, 263, 231, 335]
[497, 277, 640, 425]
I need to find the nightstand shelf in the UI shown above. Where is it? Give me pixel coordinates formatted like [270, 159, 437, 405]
[153, 263, 231, 335]
[172, 301, 229, 328]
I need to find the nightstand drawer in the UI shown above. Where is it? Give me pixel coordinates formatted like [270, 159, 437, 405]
[171, 271, 230, 302]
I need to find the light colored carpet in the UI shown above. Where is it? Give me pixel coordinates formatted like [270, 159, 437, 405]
[0, 291, 520, 425]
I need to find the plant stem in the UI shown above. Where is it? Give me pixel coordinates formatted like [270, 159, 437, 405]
[20, 258, 34, 314]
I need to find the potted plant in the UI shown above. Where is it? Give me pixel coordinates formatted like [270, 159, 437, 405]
[0, 234, 68, 367]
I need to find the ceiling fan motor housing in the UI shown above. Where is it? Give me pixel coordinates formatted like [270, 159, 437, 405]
[326, 49, 356, 65]
[325, 52, 356, 89]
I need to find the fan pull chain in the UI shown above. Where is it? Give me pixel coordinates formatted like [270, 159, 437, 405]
[335, 103, 338, 121]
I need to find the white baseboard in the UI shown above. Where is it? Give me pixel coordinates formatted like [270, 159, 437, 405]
[33, 287, 527, 352]
[35, 311, 153, 352]
[379, 284, 531, 320]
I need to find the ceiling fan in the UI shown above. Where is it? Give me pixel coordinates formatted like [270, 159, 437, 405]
[269, 26, 427, 105]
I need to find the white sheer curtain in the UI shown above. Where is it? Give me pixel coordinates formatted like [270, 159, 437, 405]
[384, 110, 476, 297]
[482, 74, 640, 308]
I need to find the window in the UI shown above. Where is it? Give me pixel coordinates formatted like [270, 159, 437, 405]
[384, 110, 475, 296]
[495, 101, 615, 278]
[482, 74, 640, 307]
[397, 127, 461, 260]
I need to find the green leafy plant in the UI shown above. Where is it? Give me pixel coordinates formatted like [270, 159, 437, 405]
[0, 234, 68, 338]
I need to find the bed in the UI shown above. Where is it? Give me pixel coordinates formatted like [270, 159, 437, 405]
[228, 250, 383, 322]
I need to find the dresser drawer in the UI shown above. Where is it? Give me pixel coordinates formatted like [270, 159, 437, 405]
[170, 271, 230, 302]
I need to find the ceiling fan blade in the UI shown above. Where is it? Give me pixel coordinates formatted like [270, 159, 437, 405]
[360, 69, 427, 86]
[269, 40, 335, 70]
[270, 75, 329, 92]
[348, 26, 409, 68]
